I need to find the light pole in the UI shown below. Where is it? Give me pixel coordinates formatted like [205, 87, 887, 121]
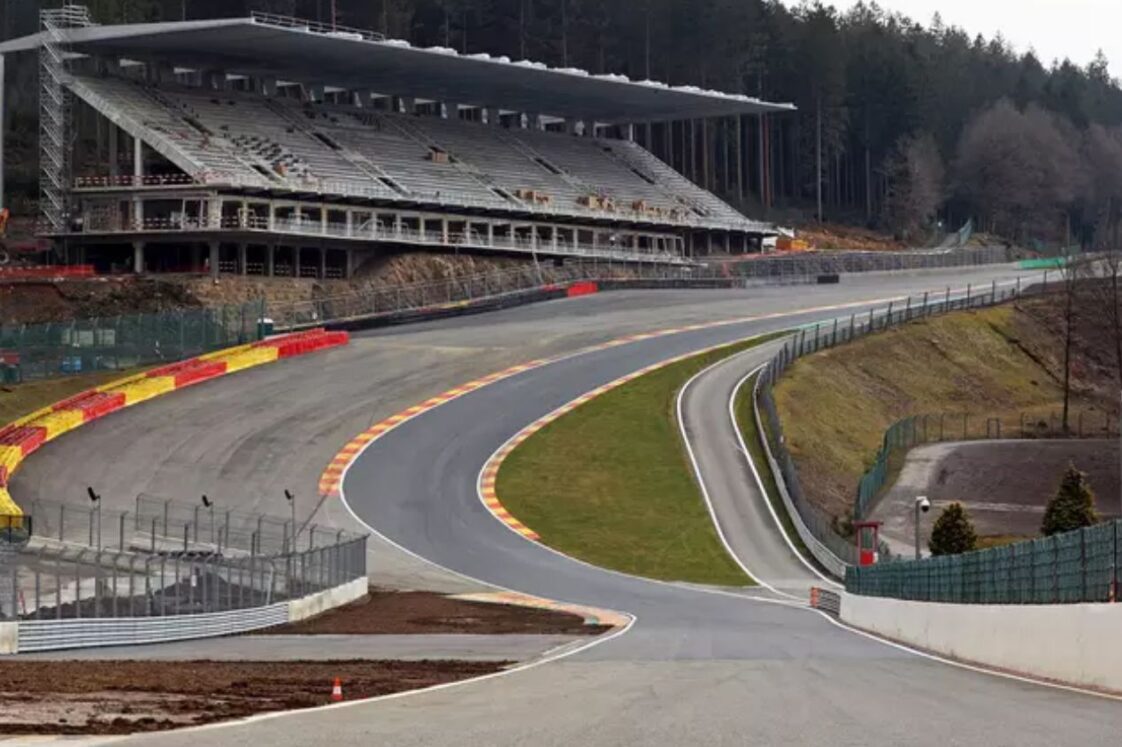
[87, 486, 101, 552]
[914, 495, 931, 560]
[284, 489, 296, 552]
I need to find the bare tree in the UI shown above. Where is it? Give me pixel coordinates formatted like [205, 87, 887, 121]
[881, 132, 944, 241]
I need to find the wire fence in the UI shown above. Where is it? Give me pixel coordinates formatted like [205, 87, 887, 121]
[755, 274, 1038, 570]
[269, 246, 1011, 330]
[0, 495, 366, 621]
[0, 535, 366, 621]
[21, 495, 359, 558]
[1, 300, 265, 382]
[846, 519, 1122, 604]
[855, 409, 1119, 520]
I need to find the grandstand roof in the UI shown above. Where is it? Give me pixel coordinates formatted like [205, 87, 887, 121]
[0, 16, 795, 123]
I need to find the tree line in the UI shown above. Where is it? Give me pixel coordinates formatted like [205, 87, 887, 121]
[5, 0, 1122, 247]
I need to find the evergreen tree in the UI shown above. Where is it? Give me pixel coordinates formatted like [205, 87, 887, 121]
[928, 502, 977, 556]
[1041, 464, 1100, 536]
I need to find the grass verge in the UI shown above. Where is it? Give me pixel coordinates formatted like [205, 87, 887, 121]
[0, 369, 147, 428]
[497, 333, 784, 587]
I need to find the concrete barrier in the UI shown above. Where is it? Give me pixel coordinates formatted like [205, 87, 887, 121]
[840, 591, 1122, 693]
[287, 577, 368, 623]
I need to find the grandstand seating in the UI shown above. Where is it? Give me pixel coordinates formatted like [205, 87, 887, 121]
[70, 74, 761, 232]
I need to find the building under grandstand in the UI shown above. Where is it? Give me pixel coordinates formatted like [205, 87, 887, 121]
[0, 5, 792, 279]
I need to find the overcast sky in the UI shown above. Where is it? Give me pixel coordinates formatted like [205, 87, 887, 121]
[815, 0, 1120, 76]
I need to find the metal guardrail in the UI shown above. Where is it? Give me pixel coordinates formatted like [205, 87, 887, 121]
[754, 272, 1035, 572]
[846, 519, 1122, 604]
[856, 409, 1120, 520]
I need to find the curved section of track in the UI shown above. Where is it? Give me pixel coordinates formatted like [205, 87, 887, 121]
[70, 265, 1122, 746]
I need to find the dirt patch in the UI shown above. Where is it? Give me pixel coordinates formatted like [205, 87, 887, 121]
[0, 658, 506, 735]
[254, 589, 608, 636]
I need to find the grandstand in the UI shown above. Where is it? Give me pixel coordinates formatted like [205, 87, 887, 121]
[0, 6, 792, 278]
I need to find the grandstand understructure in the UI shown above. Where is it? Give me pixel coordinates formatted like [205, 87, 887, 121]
[0, 6, 791, 277]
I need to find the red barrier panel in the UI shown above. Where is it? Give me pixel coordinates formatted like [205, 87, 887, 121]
[566, 281, 599, 298]
[147, 358, 228, 387]
[52, 391, 127, 421]
[0, 426, 48, 454]
[262, 329, 349, 359]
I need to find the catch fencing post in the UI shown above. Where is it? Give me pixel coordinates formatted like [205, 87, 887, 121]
[945, 286, 950, 312]
[922, 291, 928, 317]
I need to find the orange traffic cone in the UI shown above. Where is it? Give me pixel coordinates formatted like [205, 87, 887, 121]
[331, 677, 344, 703]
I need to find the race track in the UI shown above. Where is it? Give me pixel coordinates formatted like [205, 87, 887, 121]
[21, 264, 1122, 745]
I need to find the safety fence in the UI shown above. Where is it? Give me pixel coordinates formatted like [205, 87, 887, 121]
[846, 519, 1122, 604]
[0, 299, 265, 381]
[270, 246, 1011, 330]
[855, 409, 1119, 520]
[0, 534, 366, 622]
[754, 275, 1035, 573]
[22, 494, 359, 559]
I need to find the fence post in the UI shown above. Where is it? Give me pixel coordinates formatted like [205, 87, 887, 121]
[849, 313, 855, 341]
[966, 284, 971, 306]
[945, 286, 950, 311]
[886, 301, 893, 329]
[922, 291, 929, 317]
[1081, 528, 1088, 602]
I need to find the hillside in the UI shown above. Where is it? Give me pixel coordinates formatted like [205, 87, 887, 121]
[773, 290, 1119, 523]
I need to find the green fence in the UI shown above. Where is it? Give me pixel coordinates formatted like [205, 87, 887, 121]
[855, 410, 1118, 520]
[0, 300, 266, 381]
[846, 519, 1122, 604]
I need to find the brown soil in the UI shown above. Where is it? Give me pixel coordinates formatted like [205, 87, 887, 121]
[794, 223, 906, 252]
[0, 252, 549, 325]
[254, 589, 608, 636]
[0, 659, 505, 735]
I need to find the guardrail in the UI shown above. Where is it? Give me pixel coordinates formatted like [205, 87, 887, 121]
[846, 519, 1122, 604]
[856, 409, 1120, 520]
[753, 274, 1038, 574]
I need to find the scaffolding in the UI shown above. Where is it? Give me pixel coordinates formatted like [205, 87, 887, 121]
[38, 5, 94, 233]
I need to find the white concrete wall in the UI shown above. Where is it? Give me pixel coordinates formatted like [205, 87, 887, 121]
[0, 622, 17, 654]
[840, 591, 1122, 692]
[287, 577, 368, 623]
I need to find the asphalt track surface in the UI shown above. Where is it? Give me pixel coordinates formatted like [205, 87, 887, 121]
[18, 265, 1122, 745]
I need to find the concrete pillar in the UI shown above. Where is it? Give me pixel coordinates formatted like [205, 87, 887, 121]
[308, 84, 325, 103]
[208, 241, 220, 278]
[528, 113, 543, 131]
[565, 118, 578, 135]
[108, 121, 119, 179]
[132, 136, 144, 226]
[487, 223, 495, 246]
[486, 107, 501, 126]
[238, 243, 247, 275]
[623, 123, 635, 142]
[736, 115, 744, 202]
[442, 218, 449, 245]
[266, 244, 275, 277]
[353, 88, 371, 107]
[294, 247, 302, 277]
[345, 248, 354, 279]
[132, 241, 145, 274]
[400, 96, 415, 114]
[319, 246, 326, 279]
[261, 77, 277, 96]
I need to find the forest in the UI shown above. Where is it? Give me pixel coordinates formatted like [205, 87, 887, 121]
[4, 0, 1122, 248]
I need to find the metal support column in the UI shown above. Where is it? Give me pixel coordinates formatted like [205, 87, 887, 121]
[209, 241, 220, 279]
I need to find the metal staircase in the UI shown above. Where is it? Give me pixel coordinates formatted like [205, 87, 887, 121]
[39, 5, 94, 233]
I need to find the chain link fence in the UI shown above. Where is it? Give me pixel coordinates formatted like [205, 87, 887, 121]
[856, 409, 1119, 520]
[755, 275, 1036, 570]
[269, 246, 1011, 330]
[0, 494, 366, 621]
[846, 519, 1122, 604]
[1, 300, 265, 382]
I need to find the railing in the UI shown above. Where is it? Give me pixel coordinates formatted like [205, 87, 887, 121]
[754, 274, 1036, 573]
[856, 409, 1120, 520]
[0, 300, 264, 381]
[249, 11, 386, 41]
[2, 534, 367, 622]
[268, 248, 1014, 331]
[846, 519, 1122, 604]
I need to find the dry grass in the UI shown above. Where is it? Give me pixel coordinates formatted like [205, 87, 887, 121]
[773, 303, 1107, 522]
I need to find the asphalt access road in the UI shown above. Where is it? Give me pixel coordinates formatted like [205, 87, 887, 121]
[15, 264, 1034, 594]
[677, 342, 829, 597]
[122, 265, 1122, 746]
